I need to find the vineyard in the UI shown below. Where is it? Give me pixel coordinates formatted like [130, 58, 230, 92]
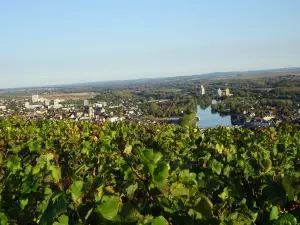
[1, 119, 300, 224]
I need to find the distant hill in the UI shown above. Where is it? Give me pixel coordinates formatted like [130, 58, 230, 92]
[56, 67, 300, 87]
[3, 67, 300, 90]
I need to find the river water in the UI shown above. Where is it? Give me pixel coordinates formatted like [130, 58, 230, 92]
[196, 105, 232, 128]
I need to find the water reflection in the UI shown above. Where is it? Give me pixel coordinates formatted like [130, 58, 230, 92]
[196, 105, 233, 128]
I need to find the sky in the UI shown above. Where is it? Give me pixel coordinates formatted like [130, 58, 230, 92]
[0, 0, 300, 88]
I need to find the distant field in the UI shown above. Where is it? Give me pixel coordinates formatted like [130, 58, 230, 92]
[0, 92, 95, 100]
[41, 92, 95, 100]
[152, 88, 182, 92]
[211, 71, 300, 81]
[254, 88, 274, 91]
[0, 92, 30, 99]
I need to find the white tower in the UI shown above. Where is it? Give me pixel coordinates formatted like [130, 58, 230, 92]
[200, 85, 205, 95]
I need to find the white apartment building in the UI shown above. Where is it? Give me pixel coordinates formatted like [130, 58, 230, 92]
[200, 85, 205, 95]
[217, 88, 222, 97]
[32, 95, 39, 102]
[84, 100, 89, 106]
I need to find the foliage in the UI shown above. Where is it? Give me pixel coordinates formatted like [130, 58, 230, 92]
[178, 113, 195, 126]
[1, 119, 300, 224]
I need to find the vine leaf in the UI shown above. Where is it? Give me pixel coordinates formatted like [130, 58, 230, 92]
[153, 162, 169, 186]
[151, 216, 168, 225]
[6, 156, 21, 172]
[276, 213, 297, 225]
[126, 183, 138, 200]
[53, 214, 68, 225]
[0, 212, 8, 225]
[210, 159, 223, 175]
[39, 195, 67, 225]
[269, 206, 278, 221]
[124, 144, 132, 155]
[70, 181, 84, 202]
[282, 177, 294, 201]
[193, 195, 213, 218]
[218, 187, 229, 201]
[96, 196, 119, 221]
[20, 199, 28, 210]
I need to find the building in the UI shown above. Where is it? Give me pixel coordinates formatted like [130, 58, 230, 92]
[217, 88, 222, 97]
[84, 100, 89, 106]
[217, 88, 230, 97]
[0, 106, 6, 110]
[108, 116, 125, 123]
[200, 85, 205, 95]
[32, 95, 39, 103]
[225, 88, 230, 96]
[88, 106, 94, 118]
[24, 102, 43, 110]
[53, 99, 63, 109]
[94, 102, 107, 107]
[45, 100, 50, 106]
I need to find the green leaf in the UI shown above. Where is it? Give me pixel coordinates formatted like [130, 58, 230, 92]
[70, 180, 84, 202]
[6, 155, 21, 172]
[53, 214, 68, 225]
[282, 177, 294, 201]
[210, 159, 223, 175]
[151, 216, 168, 225]
[46, 153, 54, 161]
[0, 212, 8, 225]
[219, 187, 229, 201]
[188, 209, 202, 220]
[124, 144, 132, 155]
[153, 162, 169, 185]
[126, 183, 138, 200]
[118, 203, 140, 222]
[171, 183, 189, 196]
[25, 165, 32, 175]
[193, 195, 213, 217]
[49, 165, 61, 183]
[275, 213, 297, 225]
[223, 165, 231, 178]
[9, 145, 22, 153]
[269, 206, 279, 221]
[20, 198, 28, 209]
[96, 196, 119, 221]
[45, 140, 54, 150]
[144, 149, 162, 164]
[85, 208, 94, 221]
[124, 169, 134, 180]
[216, 143, 224, 154]
[32, 165, 41, 174]
[39, 195, 67, 225]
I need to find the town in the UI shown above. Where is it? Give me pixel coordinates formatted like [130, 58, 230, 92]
[1, 71, 300, 129]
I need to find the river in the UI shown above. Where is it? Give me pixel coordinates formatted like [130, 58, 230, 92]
[196, 105, 232, 128]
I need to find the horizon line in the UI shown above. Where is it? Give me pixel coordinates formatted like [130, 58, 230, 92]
[1, 66, 300, 90]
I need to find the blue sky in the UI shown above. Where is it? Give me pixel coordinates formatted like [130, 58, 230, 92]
[0, 0, 299, 88]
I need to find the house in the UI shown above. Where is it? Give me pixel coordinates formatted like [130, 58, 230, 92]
[249, 112, 255, 118]
[108, 116, 125, 123]
[217, 88, 230, 97]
